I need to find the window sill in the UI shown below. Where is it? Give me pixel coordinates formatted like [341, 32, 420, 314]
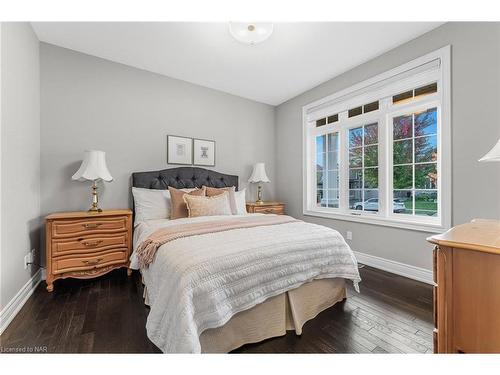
[303, 209, 447, 233]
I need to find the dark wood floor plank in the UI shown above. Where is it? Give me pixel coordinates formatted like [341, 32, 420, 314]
[322, 310, 378, 352]
[356, 282, 433, 323]
[348, 294, 430, 331]
[368, 327, 422, 354]
[322, 311, 405, 354]
[1, 266, 432, 354]
[321, 317, 375, 353]
[343, 301, 432, 350]
[345, 299, 419, 335]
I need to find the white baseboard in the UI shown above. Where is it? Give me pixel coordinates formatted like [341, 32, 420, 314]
[0, 269, 43, 335]
[354, 251, 433, 285]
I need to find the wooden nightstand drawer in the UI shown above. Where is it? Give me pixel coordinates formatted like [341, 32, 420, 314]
[52, 232, 128, 256]
[246, 202, 285, 215]
[253, 206, 284, 215]
[51, 216, 128, 238]
[52, 250, 128, 275]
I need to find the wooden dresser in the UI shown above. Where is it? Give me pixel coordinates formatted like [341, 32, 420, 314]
[246, 201, 285, 215]
[45, 210, 133, 292]
[427, 219, 500, 353]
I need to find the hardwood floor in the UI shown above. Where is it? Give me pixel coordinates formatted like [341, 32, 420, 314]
[0, 266, 433, 353]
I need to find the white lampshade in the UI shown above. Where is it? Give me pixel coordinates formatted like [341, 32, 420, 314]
[479, 138, 500, 162]
[72, 150, 113, 182]
[248, 162, 270, 183]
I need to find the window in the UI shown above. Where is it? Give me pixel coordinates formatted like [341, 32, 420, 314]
[391, 107, 438, 217]
[316, 118, 327, 127]
[303, 47, 450, 232]
[393, 82, 437, 104]
[348, 101, 379, 118]
[316, 133, 339, 208]
[316, 114, 339, 127]
[348, 123, 379, 212]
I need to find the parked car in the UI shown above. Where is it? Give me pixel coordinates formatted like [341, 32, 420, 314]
[353, 198, 406, 213]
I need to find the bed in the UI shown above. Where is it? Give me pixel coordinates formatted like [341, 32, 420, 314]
[129, 167, 361, 353]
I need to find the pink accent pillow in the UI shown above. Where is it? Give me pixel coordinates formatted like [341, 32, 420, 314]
[204, 186, 237, 214]
[168, 186, 206, 219]
[183, 191, 232, 218]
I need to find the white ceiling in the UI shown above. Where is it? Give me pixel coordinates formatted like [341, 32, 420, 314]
[31, 22, 443, 105]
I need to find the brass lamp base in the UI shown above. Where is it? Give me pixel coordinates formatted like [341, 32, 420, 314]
[88, 180, 103, 213]
[256, 184, 264, 204]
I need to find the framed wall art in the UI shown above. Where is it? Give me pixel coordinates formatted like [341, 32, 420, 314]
[167, 135, 193, 165]
[193, 138, 215, 166]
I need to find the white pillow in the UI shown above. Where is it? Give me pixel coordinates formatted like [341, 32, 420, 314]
[234, 188, 247, 215]
[132, 187, 171, 226]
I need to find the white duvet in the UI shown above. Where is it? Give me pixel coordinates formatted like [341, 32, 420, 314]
[130, 214, 361, 353]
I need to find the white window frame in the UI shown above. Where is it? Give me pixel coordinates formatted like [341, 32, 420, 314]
[303, 46, 451, 233]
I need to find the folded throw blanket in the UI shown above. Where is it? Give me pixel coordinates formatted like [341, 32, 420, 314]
[136, 214, 299, 268]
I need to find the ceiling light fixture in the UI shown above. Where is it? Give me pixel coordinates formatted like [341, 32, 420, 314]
[229, 22, 273, 45]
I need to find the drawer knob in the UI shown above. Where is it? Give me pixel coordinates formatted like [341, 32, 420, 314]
[82, 258, 103, 265]
[81, 240, 103, 247]
[83, 223, 101, 229]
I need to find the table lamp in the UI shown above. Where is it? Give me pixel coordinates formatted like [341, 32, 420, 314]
[479, 138, 500, 162]
[72, 150, 113, 212]
[248, 162, 270, 204]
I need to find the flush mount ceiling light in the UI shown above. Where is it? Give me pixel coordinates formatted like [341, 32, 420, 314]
[229, 22, 274, 45]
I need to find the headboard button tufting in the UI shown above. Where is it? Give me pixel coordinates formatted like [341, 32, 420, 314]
[132, 167, 238, 192]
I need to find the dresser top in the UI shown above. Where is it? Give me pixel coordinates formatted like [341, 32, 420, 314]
[46, 209, 132, 220]
[427, 219, 500, 255]
[246, 201, 284, 207]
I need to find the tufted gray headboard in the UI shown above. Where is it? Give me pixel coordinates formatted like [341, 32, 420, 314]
[131, 167, 238, 191]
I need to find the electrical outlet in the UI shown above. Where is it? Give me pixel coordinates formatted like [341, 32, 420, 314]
[346, 231, 353, 240]
[24, 249, 35, 269]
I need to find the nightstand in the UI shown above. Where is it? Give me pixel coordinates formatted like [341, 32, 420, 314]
[246, 202, 285, 215]
[45, 209, 133, 292]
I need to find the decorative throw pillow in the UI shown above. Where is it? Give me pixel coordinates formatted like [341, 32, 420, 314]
[168, 186, 206, 219]
[234, 188, 247, 215]
[204, 186, 237, 214]
[183, 191, 232, 218]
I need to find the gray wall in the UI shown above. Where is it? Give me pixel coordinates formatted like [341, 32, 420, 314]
[40, 43, 276, 218]
[1, 23, 40, 309]
[275, 22, 500, 271]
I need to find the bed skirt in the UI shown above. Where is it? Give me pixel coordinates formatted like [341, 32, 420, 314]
[143, 277, 347, 353]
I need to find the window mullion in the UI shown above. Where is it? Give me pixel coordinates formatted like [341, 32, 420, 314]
[378, 97, 390, 218]
[412, 113, 416, 215]
[339, 111, 349, 213]
[310, 124, 315, 211]
[361, 126, 365, 207]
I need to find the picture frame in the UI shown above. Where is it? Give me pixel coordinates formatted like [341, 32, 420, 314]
[193, 138, 216, 167]
[167, 135, 193, 165]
